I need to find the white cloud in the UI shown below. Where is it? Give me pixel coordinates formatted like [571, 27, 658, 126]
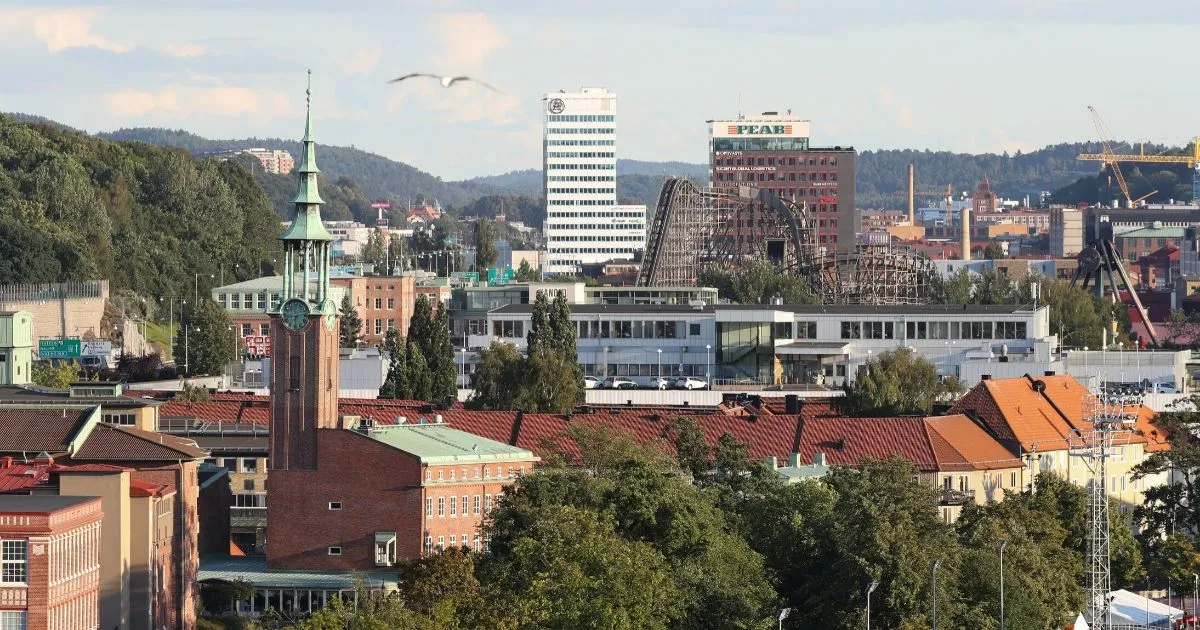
[340, 43, 383, 76]
[103, 84, 291, 120]
[878, 86, 916, 128]
[32, 8, 131, 53]
[159, 42, 208, 58]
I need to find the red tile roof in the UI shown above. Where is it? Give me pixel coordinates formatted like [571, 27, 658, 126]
[0, 408, 95, 454]
[129, 478, 175, 498]
[72, 425, 208, 461]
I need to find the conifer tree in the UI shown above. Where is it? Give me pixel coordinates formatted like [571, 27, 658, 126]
[379, 329, 409, 399]
[527, 291, 552, 354]
[406, 343, 432, 402]
[338, 294, 362, 348]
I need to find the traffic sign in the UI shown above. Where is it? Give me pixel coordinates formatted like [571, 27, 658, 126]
[38, 339, 81, 359]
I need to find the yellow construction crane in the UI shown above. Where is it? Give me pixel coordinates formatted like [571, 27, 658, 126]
[1076, 105, 1200, 207]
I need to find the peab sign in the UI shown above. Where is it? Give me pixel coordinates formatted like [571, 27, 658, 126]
[725, 124, 793, 135]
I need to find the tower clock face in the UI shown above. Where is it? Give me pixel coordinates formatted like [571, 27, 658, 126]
[281, 298, 310, 331]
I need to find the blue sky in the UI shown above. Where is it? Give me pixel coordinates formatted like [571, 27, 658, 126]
[2, 1, 1197, 180]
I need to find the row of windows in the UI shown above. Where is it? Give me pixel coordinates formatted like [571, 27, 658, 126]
[426, 465, 524, 481]
[424, 534, 484, 554]
[546, 152, 614, 158]
[547, 188, 615, 195]
[546, 163, 615, 170]
[547, 175, 614, 182]
[210, 456, 263, 473]
[578, 320, 699, 339]
[545, 114, 615, 122]
[369, 318, 396, 335]
[711, 137, 812, 152]
[586, 363, 708, 377]
[546, 223, 644, 230]
[547, 210, 642, 218]
[546, 201, 620, 207]
[545, 127, 615, 134]
[715, 156, 837, 167]
[838, 320, 1029, 340]
[426, 494, 494, 518]
[717, 173, 842, 187]
[241, 323, 271, 337]
[548, 235, 644, 242]
[548, 247, 638, 255]
[233, 493, 267, 508]
[220, 292, 273, 310]
[717, 170, 838, 183]
[102, 412, 137, 426]
[545, 139, 614, 146]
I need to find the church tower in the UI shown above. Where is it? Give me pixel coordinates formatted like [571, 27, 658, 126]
[269, 70, 340, 473]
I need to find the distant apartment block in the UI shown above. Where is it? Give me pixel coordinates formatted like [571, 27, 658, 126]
[1050, 207, 1084, 257]
[241, 149, 295, 175]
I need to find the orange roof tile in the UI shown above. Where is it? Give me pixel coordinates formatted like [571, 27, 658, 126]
[923, 415, 1023, 471]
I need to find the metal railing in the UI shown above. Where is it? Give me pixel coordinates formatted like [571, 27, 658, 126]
[937, 488, 976, 505]
[0, 280, 107, 302]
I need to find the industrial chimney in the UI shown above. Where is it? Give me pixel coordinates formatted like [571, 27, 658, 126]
[907, 163, 915, 225]
[961, 205, 971, 261]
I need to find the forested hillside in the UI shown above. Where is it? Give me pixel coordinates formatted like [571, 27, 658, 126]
[1050, 162, 1196, 206]
[98, 127, 474, 207]
[0, 115, 281, 300]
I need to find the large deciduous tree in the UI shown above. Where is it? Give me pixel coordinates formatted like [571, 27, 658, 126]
[175, 299, 237, 376]
[839, 348, 962, 416]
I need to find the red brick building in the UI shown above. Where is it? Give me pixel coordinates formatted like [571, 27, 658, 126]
[0, 494, 103, 630]
[268, 420, 535, 570]
[709, 113, 857, 251]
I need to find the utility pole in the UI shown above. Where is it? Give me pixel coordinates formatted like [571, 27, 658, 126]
[931, 558, 942, 630]
[999, 540, 1009, 630]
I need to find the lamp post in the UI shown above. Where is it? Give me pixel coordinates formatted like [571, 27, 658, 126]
[866, 580, 879, 630]
[777, 607, 791, 630]
[657, 348, 662, 380]
[1192, 573, 1197, 629]
[999, 540, 1009, 630]
[460, 347, 467, 389]
[193, 273, 212, 307]
[705, 344, 712, 385]
[931, 558, 943, 630]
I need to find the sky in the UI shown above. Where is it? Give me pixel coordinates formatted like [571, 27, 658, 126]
[1, 1, 1198, 180]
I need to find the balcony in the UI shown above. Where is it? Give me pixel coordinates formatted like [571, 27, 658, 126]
[938, 488, 975, 506]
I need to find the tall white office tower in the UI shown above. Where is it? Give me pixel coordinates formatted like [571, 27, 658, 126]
[542, 87, 646, 275]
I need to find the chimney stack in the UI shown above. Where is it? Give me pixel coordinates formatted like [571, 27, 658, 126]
[907, 163, 915, 225]
[961, 205, 971, 261]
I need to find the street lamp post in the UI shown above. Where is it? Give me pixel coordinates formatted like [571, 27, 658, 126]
[931, 558, 942, 630]
[1192, 573, 1197, 629]
[777, 607, 790, 630]
[657, 348, 662, 379]
[460, 347, 467, 389]
[866, 580, 879, 630]
[999, 540, 1009, 630]
[705, 344, 712, 386]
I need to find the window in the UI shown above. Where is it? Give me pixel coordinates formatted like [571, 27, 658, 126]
[103, 412, 136, 426]
[425, 470, 431, 481]
[437, 536, 445, 551]
[241, 323, 253, 336]
[1, 541, 25, 584]
[374, 298, 382, 309]
[449, 470, 456, 481]
[387, 298, 395, 309]
[473, 495, 481, 514]
[461, 495, 468, 515]
[795, 321, 817, 339]
[0, 611, 26, 630]
[260, 323, 270, 335]
[438, 470, 444, 481]
[449, 535, 456, 547]
[450, 496, 457, 517]
[437, 497, 445, 517]
[689, 323, 701, 336]
[424, 536, 433, 554]
[425, 498, 433, 518]
[328, 547, 342, 556]
[328, 502, 342, 511]
[289, 355, 301, 391]
[242, 458, 258, 473]
[243, 479, 256, 491]
[484, 494, 493, 512]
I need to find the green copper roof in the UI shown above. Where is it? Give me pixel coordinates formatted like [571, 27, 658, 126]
[281, 70, 332, 242]
[356, 422, 536, 465]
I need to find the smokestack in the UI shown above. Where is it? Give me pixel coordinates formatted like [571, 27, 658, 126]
[961, 205, 971, 261]
[907, 163, 915, 225]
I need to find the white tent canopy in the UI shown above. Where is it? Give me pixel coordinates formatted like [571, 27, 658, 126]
[1102, 589, 1185, 627]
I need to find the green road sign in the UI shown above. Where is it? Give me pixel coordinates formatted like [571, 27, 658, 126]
[38, 338, 81, 359]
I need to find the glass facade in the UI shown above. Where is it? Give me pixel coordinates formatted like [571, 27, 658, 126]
[716, 322, 775, 381]
[712, 137, 810, 152]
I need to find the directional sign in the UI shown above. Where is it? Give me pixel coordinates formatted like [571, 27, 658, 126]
[38, 339, 81, 359]
[81, 341, 111, 357]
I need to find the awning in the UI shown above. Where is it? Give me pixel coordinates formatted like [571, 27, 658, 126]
[774, 341, 851, 356]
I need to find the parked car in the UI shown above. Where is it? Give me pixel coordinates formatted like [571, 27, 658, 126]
[674, 377, 708, 390]
[602, 376, 638, 390]
[583, 376, 600, 389]
[648, 377, 672, 390]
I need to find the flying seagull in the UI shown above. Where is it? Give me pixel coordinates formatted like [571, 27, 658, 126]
[387, 73, 498, 92]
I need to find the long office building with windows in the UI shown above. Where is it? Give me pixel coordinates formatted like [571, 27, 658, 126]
[542, 87, 646, 275]
[708, 112, 857, 252]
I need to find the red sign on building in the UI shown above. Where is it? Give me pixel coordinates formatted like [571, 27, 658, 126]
[244, 335, 271, 357]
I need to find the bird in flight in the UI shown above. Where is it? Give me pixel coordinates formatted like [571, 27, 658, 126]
[387, 73, 499, 92]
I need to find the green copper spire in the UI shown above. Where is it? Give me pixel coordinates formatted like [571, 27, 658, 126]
[282, 69, 332, 242]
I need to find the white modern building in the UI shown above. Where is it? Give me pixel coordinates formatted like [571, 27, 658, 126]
[473, 303, 1055, 388]
[542, 87, 645, 274]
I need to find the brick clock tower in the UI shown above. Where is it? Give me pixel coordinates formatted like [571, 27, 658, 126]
[268, 70, 340, 475]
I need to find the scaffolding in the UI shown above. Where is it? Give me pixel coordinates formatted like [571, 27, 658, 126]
[638, 177, 936, 304]
[1069, 378, 1139, 630]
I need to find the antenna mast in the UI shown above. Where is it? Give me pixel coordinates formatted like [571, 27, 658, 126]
[1070, 375, 1139, 629]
